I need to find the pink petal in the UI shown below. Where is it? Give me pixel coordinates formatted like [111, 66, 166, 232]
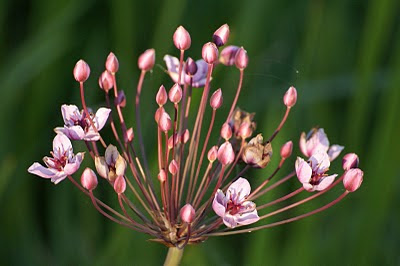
[309, 151, 330, 173]
[83, 130, 100, 141]
[52, 133, 72, 159]
[64, 152, 84, 175]
[28, 162, 57, 178]
[227, 177, 251, 204]
[191, 60, 208, 87]
[314, 174, 337, 191]
[236, 209, 260, 226]
[61, 104, 82, 126]
[309, 128, 329, 155]
[51, 173, 68, 184]
[328, 144, 344, 161]
[295, 157, 312, 183]
[299, 132, 309, 157]
[94, 108, 111, 131]
[222, 213, 238, 228]
[212, 189, 227, 218]
[303, 183, 314, 192]
[55, 126, 85, 140]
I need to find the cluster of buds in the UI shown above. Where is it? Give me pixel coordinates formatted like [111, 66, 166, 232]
[28, 24, 363, 249]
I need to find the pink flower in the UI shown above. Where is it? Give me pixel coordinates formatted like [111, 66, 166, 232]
[299, 128, 344, 161]
[28, 133, 84, 184]
[212, 177, 259, 228]
[54, 104, 111, 141]
[295, 151, 337, 192]
[163, 55, 208, 88]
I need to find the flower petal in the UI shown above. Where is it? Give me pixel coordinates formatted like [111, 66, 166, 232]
[61, 104, 82, 126]
[51, 173, 68, 184]
[95, 156, 109, 178]
[309, 128, 330, 155]
[53, 133, 73, 159]
[303, 183, 314, 192]
[105, 145, 119, 165]
[328, 144, 344, 161]
[295, 157, 312, 183]
[55, 126, 85, 140]
[236, 209, 260, 226]
[94, 108, 111, 131]
[309, 151, 330, 173]
[299, 132, 308, 157]
[314, 174, 337, 191]
[28, 162, 57, 178]
[222, 213, 238, 228]
[212, 189, 227, 218]
[227, 177, 251, 204]
[83, 130, 100, 141]
[64, 152, 84, 175]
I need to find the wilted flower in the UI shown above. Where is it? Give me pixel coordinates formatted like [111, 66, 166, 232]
[242, 134, 273, 168]
[95, 145, 127, 182]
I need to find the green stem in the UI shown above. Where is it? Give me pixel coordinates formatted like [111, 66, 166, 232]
[164, 247, 184, 266]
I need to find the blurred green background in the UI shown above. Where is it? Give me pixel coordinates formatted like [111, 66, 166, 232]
[1, 0, 399, 265]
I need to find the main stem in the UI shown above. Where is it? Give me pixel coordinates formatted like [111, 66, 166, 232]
[164, 247, 184, 266]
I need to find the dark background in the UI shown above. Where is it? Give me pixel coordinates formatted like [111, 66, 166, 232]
[1, 0, 399, 265]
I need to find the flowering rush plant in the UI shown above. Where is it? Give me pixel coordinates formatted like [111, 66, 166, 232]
[28, 24, 363, 265]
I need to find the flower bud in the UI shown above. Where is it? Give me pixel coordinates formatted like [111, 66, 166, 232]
[218, 142, 235, 165]
[213, 24, 230, 47]
[158, 169, 167, 182]
[343, 168, 363, 192]
[185, 57, 198, 76]
[168, 159, 178, 175]
[169, 83, 183, 104]
[138, 48, 155, 71]
[202, 42, 219, 64]
[210, 89, 223, 109]
[114, 175, 126, 194]
[114, 90, 126, 107]
[106, 52, 119, 73]
[207, 146, 218, 162]
[98, 70, 114, 92]
[238, 122, 252, 139]
[156, 85, 168, 106]
[81, 168, 98, 190]
[73, 59, 90, 83]
[280, 141, 293, 159]
[220, 123, 232, 140]
[220, 45, 240, 66]
[180, 203, 195, 223]
[158, 111, 172, 132]
[173, 26, 191, 50]
[283, 86, 297, 108]
[235, 47, 248, 70]
[342, 153, 359, 171]
[125, 127, 134, 142]
[154, 107, 165, 123]
[181, 129, 190, 144]
[168, 133, 179, 149]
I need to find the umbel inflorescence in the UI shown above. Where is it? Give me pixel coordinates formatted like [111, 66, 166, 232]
[28, 24, 363, 248]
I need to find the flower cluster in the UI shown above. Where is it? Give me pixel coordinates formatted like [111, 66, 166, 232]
[28, 24, 363, 250]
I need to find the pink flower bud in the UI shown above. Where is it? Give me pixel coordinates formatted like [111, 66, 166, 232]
[185, 57, 198, 76]
[168, 159, 178, 175]
[114, 175, 126, 194]
[343, 168, 363, 192]
[235, 47, 248, 69]
[154, 107, 165, 123]
[73, 59, 90, 83]
[220, 45, 240, 66]
[158, 169, 167, 182]
[213, 24, 230, 47]
[114, 90, 126, 107]
[180, 203, 195, 223]
[202, 42, 219, 64]
[173, 26, 191, 50]
[156, 85, 168, 106]
[98, 70, 114, 92]
[207, 146, 218, 162]
[283, 86, 297, 108]
[138, 48, 155, 71]
[220, 123, 232, 140]
[342, 153, 359, 171]
[105, 52, 119, 73]
[238, 122, 252, 139]
[125, 127, 134, 142]
[280, 141, 293, 159]
[218, 142, 235, 165]
[169, 83, 183, 104]
[168, 133, 179, 149]
[81, 168, 98, 191]
[181, 129, 190, 144]
[210, 89, 223, 109]
[158, 111, 172, 132]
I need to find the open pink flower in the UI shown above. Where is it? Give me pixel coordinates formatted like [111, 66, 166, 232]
[299, 128, 344, 161]
[163, 55, 209, 88]
[213, 177, 259, 228]
[28, 133, 84, 184]
[54, 104, 111, 141]
[295, 151, 337, 192]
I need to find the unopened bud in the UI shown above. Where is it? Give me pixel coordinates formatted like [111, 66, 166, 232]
[220, 123, 232, 140]
[235, 47, 248, 70]
[156, 85, 168, 106]
[342, 153, 359, 171]
[218, 142, 235, 165]
[220, 45, 240, 66]
[169, 83, 183, 104]
[185, 57, 197, 76]
[125, 127, 134, 142]
[114, 175, 126, 194]
[280, 141, 293, 159]
[73, 59, 90, 83]
[181, 129, 190, 144]
[106, 52, 119, 73]
[343, 168, 363, 192]
[168, 159, 178, 175]
[114, 90, 126, 107]
[238, 122, 252, 139]
[98, 70, 114, 92]
[283, 86, 297, 108]
[138, 48, 155, 71]
[159, 111, 172, 132]
[173, 26, 191, 50]
[180, 203, 195, 223]
[207, 146, 218, 162]
[168, 133, 179, 149]
[213, 24, 230, 47]
[210, 89, 223, 109]
[158, 169, 167, 182]
[81, 168, 98, 190]
[202, 42, 219, 64]
[154, 107, 165, 123]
